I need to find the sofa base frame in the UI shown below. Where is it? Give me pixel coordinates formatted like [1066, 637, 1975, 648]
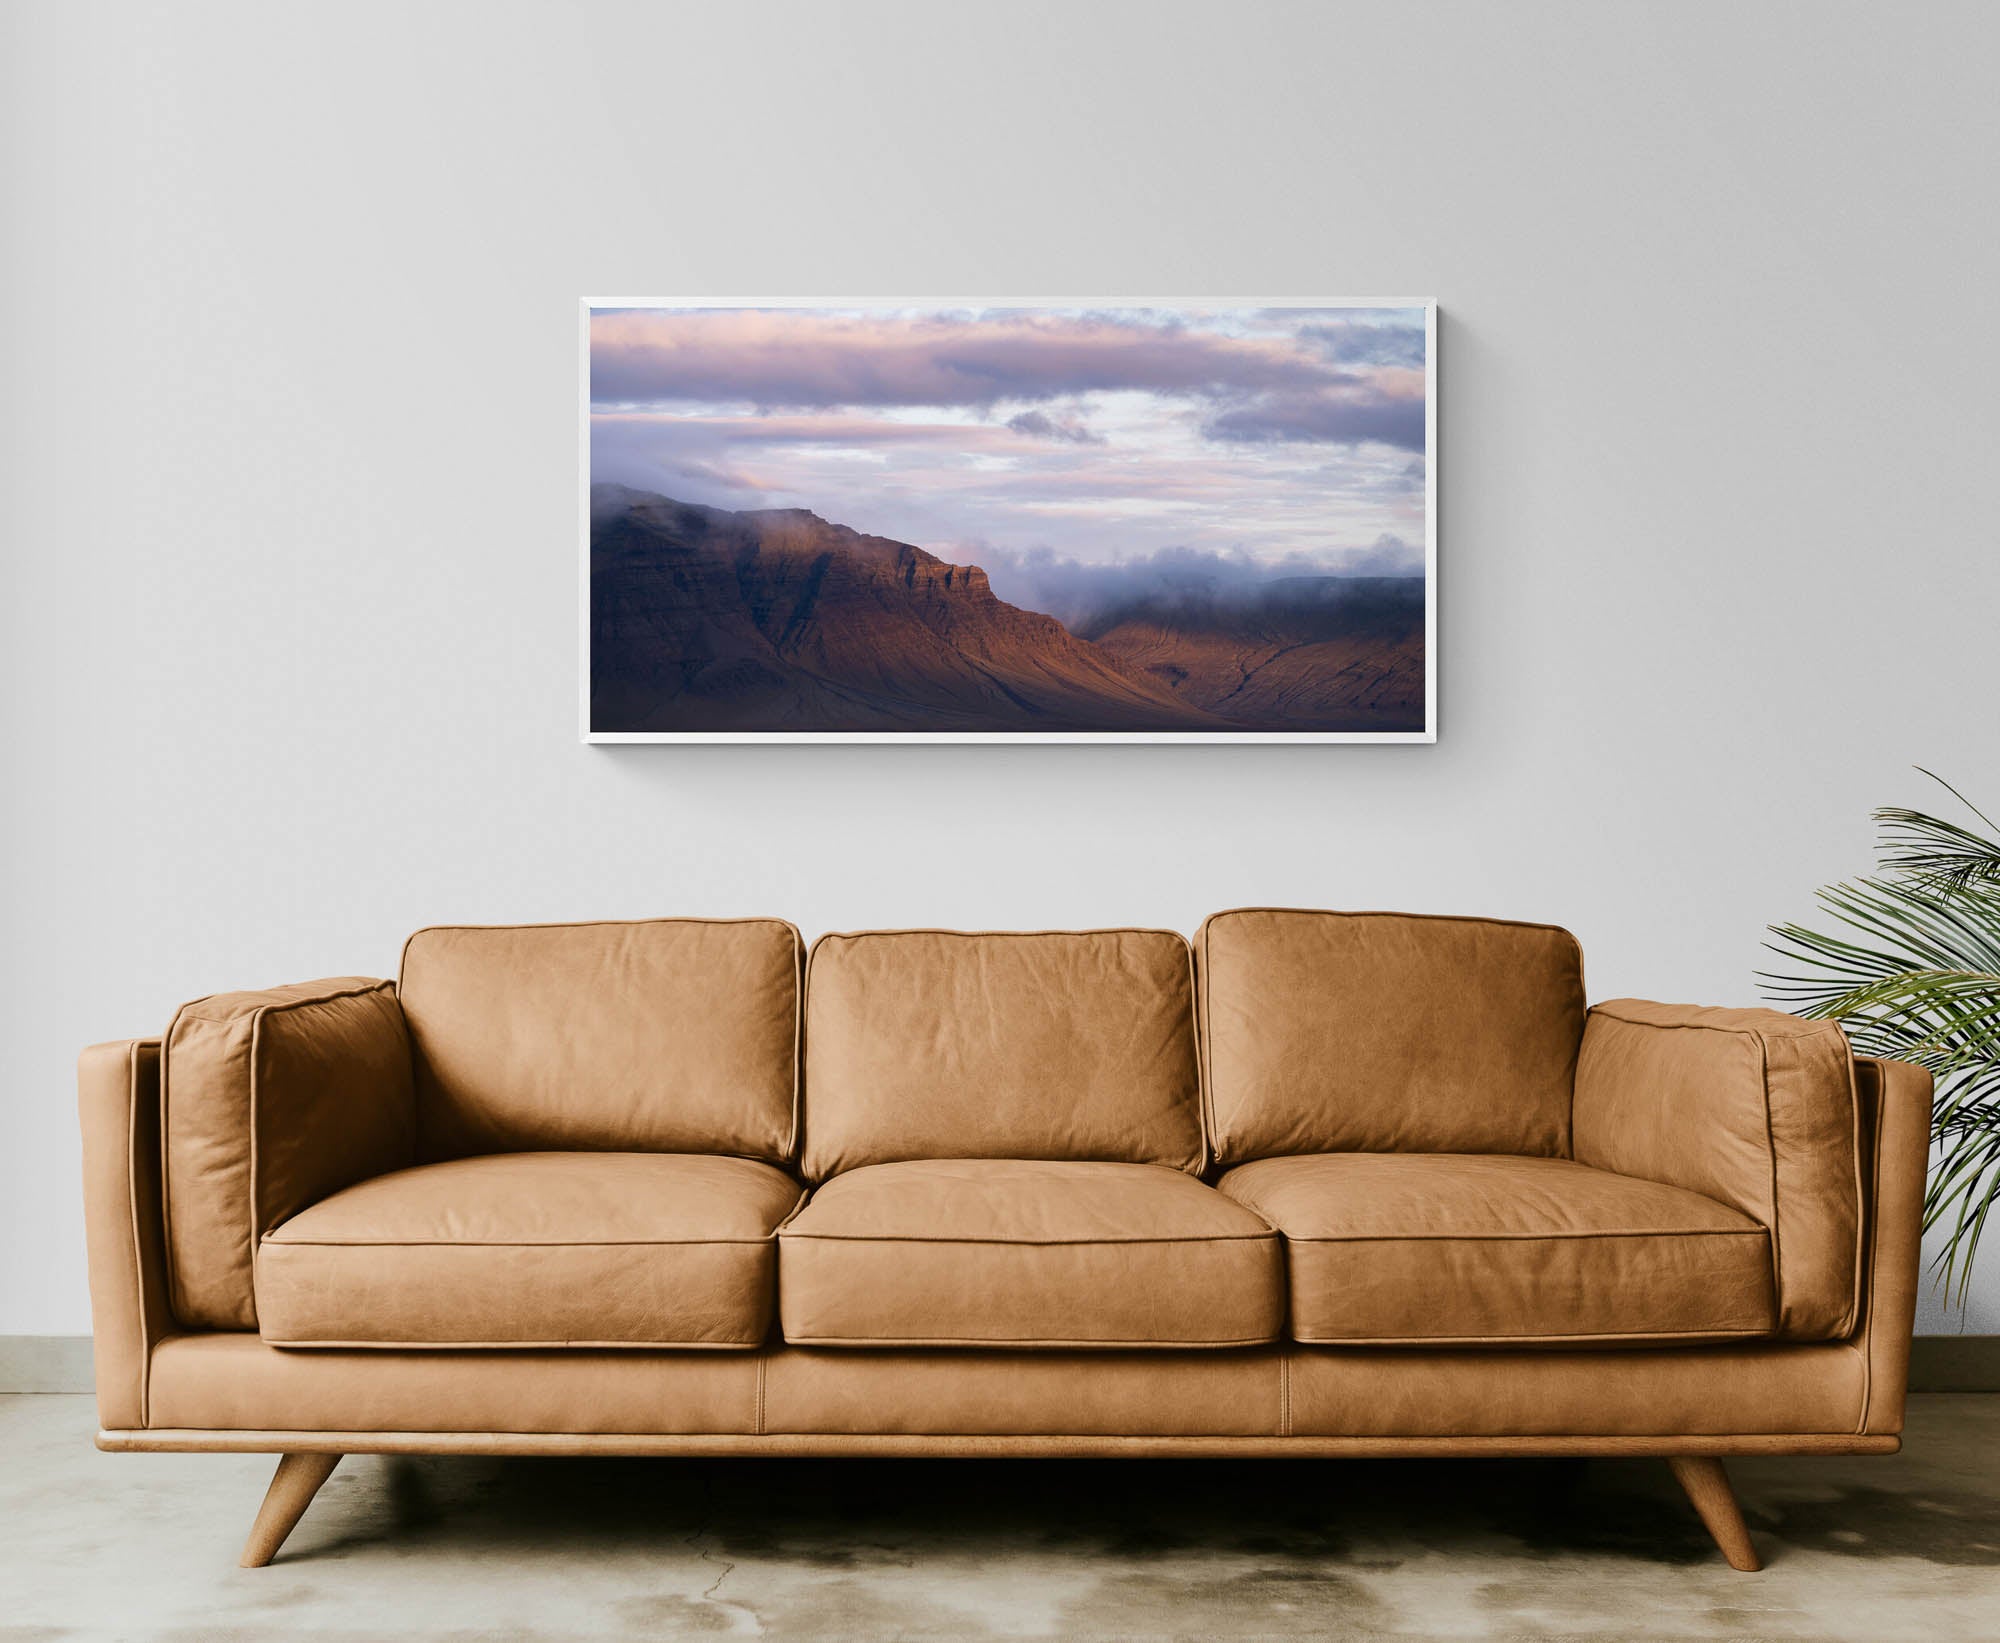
[101, 1428, 1899, 1458]
[109, 1428, 1892, 1571]
[240, 1452, 340, 1568]
[1665, 1455, 1763, 1571]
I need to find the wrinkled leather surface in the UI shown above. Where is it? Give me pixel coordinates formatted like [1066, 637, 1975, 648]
[802, 929, 1204, 1181]
[148, 1332, 760, 1433]
[162, 979, 414, 1331]
[1198, 910, 1585, 1162]
[113, 1068, 1925, 1443]
[1573, 1000, 1862, 1339]
[1222, 1153, 1774, 1344]
[401, 919, 801, 1161]
[765, 1347, 1284, 1435]
[258, 1153, 801, 1348]
[1286, 1341, 1867, 1436]
[1852, 1056, 1935, 1431]
[780, 1159, 1282, 1347]
[78, 1039, 169, 1430]
[82, 913, 1929, 1449]
[140, 1334, 1872, 1440]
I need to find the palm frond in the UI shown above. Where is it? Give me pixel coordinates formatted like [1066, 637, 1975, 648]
[1925, 1122, 2000, 1301]
[1874, 768, 2000, 890]
[1763, 880, 2000, 995]
[1812, 971, 2000, 1059]
[1877, 812, 2000, 890]
[1762, 771, 2000, 1304]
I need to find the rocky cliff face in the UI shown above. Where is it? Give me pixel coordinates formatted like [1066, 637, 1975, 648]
[1077, 576, 1425, 731]
[591, 486, 1424, 733]
[590, 488, 1230, 732]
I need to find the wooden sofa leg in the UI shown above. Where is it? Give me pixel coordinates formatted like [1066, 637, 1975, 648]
[1666, 1456, 1762, 1571]
[240, 1452, 342, 1568]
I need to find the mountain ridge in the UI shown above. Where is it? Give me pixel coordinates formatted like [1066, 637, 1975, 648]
[589, 486, 1423, 733]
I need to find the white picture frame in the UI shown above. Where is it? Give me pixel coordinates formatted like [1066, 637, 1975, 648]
[582, 299, 1436, 743]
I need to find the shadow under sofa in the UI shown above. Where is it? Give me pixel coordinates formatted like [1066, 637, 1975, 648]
[78, 911, 1932, 1572]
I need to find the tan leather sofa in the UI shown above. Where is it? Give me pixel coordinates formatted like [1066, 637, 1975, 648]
[78, 911, 1933, 1571]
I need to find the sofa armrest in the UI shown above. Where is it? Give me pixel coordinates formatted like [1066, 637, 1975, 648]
[1853, 1054, 1934, 1434]
[162, 978, 416, 1331]
[1572, 998, 1864, 1339]
[78, 1039, 170, 1431]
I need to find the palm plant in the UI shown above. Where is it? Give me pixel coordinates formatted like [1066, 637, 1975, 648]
[1762, 771, 2000, 1303]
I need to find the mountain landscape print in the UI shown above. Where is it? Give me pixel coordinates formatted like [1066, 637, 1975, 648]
[587, 303, 1433, 739]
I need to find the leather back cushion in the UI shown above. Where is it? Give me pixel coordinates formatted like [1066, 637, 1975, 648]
[401, 919, 801, 1161]
[1573, 1000, 1862, 1339]
[1197, 909, 1587, 1163]
[163, 978, 414, 1331]
[801, 928, 1204, 1181]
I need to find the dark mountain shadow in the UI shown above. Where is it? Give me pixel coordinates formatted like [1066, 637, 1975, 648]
[590, 486, 1424, 734]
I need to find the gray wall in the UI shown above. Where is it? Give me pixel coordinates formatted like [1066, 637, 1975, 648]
[3, 1, 1995, 1338]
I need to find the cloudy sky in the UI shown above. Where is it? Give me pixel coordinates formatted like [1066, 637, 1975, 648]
[588, 306, 1429, 595]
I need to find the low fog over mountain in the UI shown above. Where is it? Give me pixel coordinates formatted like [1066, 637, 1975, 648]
[591, 486, 1423, 735]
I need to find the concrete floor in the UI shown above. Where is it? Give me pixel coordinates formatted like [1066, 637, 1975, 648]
[3, 1395, 1997, 1641]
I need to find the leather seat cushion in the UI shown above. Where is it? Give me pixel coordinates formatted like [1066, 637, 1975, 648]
[1219, 1153, 1776, 1346]
[779, 1159, 1283, 1348]
[257, 1153, 802, 1348]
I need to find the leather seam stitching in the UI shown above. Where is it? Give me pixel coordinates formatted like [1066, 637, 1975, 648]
[171, 980, 396, 1031]
[779, 1334, 1280, 1348]
[1758, 1033, 1785, 1329]
[1203, 907, 1581, 938]
[1197, 918, 1222, 1167]
[1289, 1327, 1771, 1343]
[1268, 1228, 1769, 1244]
[259, 1337, 767, 1350]
[814, 925, 1192, 943]
[400, 914, 798, 958]
[787, 926, 805, 1165]
[263, 1236, 787, 1248]
[1588, 1005, 1843, 1043]
[1180, 936, 1206, 1175]
[778, 1232, 1281, 1246]
[1837, 1052, 1867, 1340]
[1857, 1062, 1892, 1434]
[110, 1427, 1890, 1446]
[125, 1041, 151, 1428]
[247, 1011, 266, 1334]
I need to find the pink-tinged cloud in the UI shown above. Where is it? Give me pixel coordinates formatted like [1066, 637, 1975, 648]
[591, 412, 1047, 452]
[1004, 409, 1106, 445]
[1205, 389, 1425, 451]
[591, 308, 1350, 411]
[1300, 321, 1429, 368]
[588, 306, 1430, 565]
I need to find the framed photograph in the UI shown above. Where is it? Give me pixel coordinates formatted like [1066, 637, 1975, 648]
[584, 300, 1435, 742]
